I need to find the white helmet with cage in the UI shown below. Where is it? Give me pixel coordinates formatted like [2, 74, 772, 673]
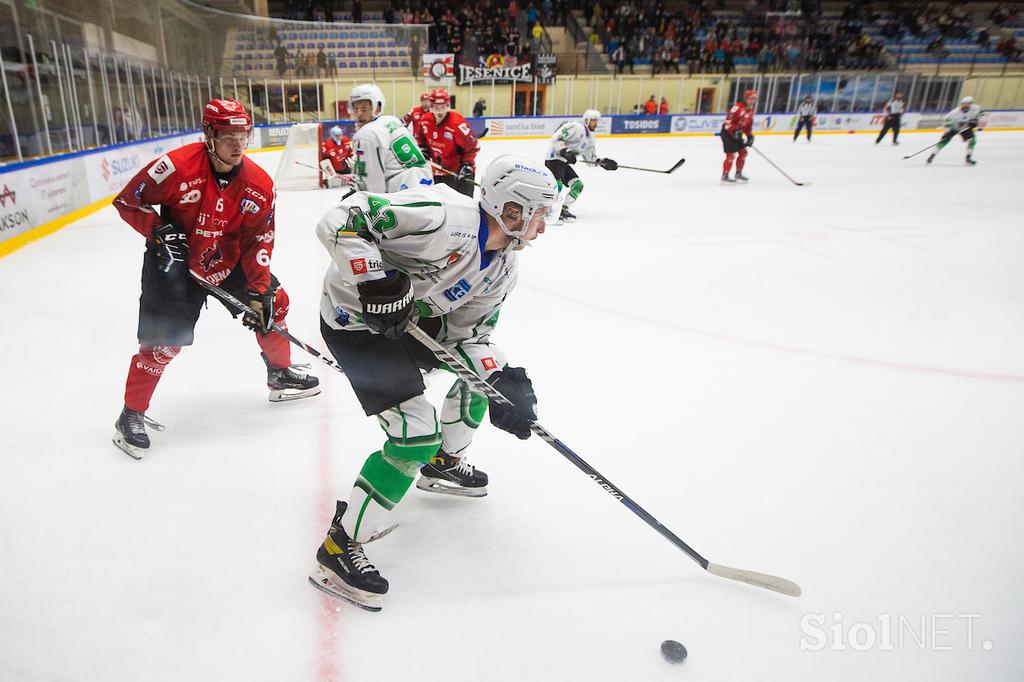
[480, 155, 561, 239]
[329, 125, 344, 143]
[349, 83, 386, 115]
[582, 109, 601, 124]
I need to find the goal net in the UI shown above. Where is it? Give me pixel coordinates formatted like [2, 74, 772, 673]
[274, 122, 323, 190]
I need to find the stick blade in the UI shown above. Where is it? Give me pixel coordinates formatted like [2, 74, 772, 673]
[706, 562, 802, 597]
[666, 158, 686, 174]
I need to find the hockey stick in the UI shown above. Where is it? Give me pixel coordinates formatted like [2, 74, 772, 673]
[748, 144, 809, 186]
[188, 270, 347, 376]
[902, 126, 972, 159]
[429, 160, 481, 187]
[406, 324, 802, 598]
[585, 158, 686, 174]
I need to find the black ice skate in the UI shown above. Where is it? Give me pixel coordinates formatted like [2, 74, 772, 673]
[112, 407, 164, 460]
[309, 502, 389, 611]
[966, 156, 977, 166]
[735, 171, 750, 182]
[721, 172, 735, 183]
[263, 353, 321, 402]
[558, 206, 576, 222]
[926, 154, 935, 164]
[416, 451, 489, 497]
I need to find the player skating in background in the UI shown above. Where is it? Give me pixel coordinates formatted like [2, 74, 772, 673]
[349, 83, 433, 193]
[876, 92, 905, 145]
[794, 96, 815, 142]
[402, 92, 431, 131]
[320, 125, 353, 188]
[308, 155, 561, 610]
[928, 96, 983, 165]
[111, 100, 319, 458]
[415, 89, 479, 197]
[545, 109, 617, 222]
[721, 89, 757, 183]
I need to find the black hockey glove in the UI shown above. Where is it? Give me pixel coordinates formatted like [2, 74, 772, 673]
[487, 367, 537, 440]
[562, 150, 578, 165]
[597, 158, 618, 171]
[243, 289, 275, 335]
[456, 162, 475, 181]
[149, 222, 188, 274]
[357, 271, 414, 339]
[745, 133, 755, 147]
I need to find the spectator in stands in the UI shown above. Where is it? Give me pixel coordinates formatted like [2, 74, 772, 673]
[274, 43, 289, 77]
[384, 1, 396, 24]
[644, 95, 657, 115]
[294, 49, 307, 78]
[316, 48, 329, 77]
[659, 97, 668, 115]
[612, 44, 626, 74]
[323, 0, 335, 23]
[997, 37, 1021, 63]
[990, 4, 1009, 26]
[473, 98, 487, 117]
[353, 0, 363, 24]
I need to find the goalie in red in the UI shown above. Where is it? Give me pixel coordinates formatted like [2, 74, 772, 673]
[111, 99, 320, 459]
[320, 125, 354, 187]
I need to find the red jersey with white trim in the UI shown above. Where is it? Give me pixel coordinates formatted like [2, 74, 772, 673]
[114, 142, 277, 293]
[321, 136, 353, 173]
[724, 102, 754, 136]
[417, 110, 479, 173]
[403, 106, 429, 129]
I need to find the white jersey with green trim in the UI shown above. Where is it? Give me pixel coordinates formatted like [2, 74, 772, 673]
[351, 114, 433, 193]
[316, 183, 516, 377]
[944, 104, 982, 131]
[547, 120, 597, 163]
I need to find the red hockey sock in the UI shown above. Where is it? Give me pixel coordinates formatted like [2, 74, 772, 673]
[723, 153, 735, 173]
[124, 345, 181, 413]
[736, 149, 747, 172]
[257, 286, 292, 369]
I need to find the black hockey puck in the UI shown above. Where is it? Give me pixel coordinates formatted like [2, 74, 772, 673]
[661, 639, 687, 663]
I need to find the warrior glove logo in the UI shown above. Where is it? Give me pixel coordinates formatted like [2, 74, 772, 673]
[200, 242, 223, 272]
[364, 289, 414, 314]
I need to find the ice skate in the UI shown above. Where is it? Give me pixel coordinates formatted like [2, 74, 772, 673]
[558, 206, 576, 223]
[112, 407, 164, 460]
[263, 353, 321, 402]
[720, 172, 735, 183]
[735, 171, 749, 182]
[309, 502, 389, 611]
[926, 154, 935, 164]
[966, 156, 976, 166]
[416, 451, 488, 497]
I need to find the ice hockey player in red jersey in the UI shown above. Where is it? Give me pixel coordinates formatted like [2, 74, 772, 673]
[111, 99, 320, 458]
[416, 88, 479, 197]
[720, 89, 757, 183]
[320, 125, 353, 187]
[402, 92, 431, 130]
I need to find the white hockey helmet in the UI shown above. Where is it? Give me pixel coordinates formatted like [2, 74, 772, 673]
[960, 95, 974, 105]
[349, 83, 385, 115]
[582, 109, 601, 124]
[480, 155, 561, 239]
[329, 125, 344, 143]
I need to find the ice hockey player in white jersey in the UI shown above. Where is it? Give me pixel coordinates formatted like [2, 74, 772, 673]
[545, 109, 617, 221]
[308, 154, 561, 611]
[349, 83, 433, 192]
[928, 96, 983, 165]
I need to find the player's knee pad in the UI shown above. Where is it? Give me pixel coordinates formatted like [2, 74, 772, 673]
[136, 345, 181, 375]
[568, 178, 584, 201]
[272, 286, 290, 323]
[441, 379, 487, 429]
[377, 395, 442, 470]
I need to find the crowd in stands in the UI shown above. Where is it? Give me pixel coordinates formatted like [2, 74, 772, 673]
[275, 0, 563, 69]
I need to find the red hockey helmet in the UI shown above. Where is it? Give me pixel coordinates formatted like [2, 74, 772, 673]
[202, 99, 253, 135]
[420, 92, 431, 103]
[429, 88, 451, 107]
[744, 89, 759, 102]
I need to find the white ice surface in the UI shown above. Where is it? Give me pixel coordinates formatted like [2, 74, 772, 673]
[2, 131, 1023, 682]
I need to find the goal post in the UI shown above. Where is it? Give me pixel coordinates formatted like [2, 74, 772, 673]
[273, 122, 324, 190]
